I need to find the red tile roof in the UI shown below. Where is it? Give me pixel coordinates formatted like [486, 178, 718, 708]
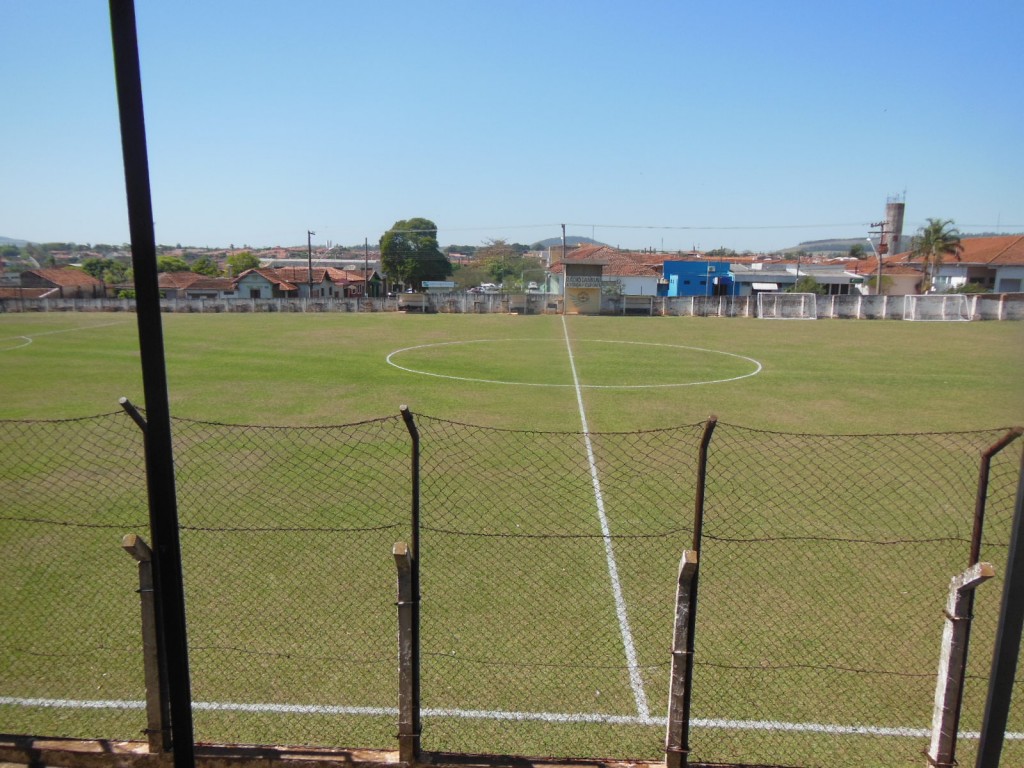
[0, 287, 51, 299]
[158, 271, 203, 289]
[235, 268, 298, 291]
[893, 235, 1024, 266]
[551, 245, 662, 277]
[23, 268, 105, 288]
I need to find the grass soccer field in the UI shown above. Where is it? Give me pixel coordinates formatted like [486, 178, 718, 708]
[1, 312, 1023, 766]
[0, 312, 1021, 430]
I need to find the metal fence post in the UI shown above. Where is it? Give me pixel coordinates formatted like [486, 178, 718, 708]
[976, 446, 1024, 767]
[121, 533, 171, 753]
[665, 549, 699, 768]
[393, 542, 421, 763]
[925, 561, 995, 768]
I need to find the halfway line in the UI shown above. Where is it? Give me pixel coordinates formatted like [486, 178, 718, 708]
[560, 315, 649, 721]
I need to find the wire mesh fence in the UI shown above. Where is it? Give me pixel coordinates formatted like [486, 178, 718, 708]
[0, 412, 1021, 766]
[691, 425, 1023, 767]
[0, 413, 149, 740]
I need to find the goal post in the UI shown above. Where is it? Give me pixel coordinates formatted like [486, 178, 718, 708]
[757, 292, 817, 320]
[903, 294, 972, 322]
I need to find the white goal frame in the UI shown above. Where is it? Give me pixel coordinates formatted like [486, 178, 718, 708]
[902, 294, 972, 322]
[757, 292, 817, 320]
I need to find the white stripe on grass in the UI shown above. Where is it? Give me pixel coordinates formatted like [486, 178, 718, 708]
[0, 320, 128, 352]
[5, 696, 1022, 740]
[560, 315, 650, 721]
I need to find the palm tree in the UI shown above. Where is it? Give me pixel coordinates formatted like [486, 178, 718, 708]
[912, 218, 961, 293]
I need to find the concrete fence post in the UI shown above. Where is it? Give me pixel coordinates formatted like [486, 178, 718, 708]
[393, 542, 421, 764]
[665, 549, 699, 768]
[925, 561, 996, 768]
[121, 533, 170, 753]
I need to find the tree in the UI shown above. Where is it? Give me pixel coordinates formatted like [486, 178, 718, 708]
[227, 251, 260, 276]
[865, 275, 893, 294]
[705, 247, 737, 258]
[80, 256, 129, 284]
[379, 218, 452, 290]
[156, 256, 191, 272]
[949, 282, 988, 294]
[849, 243, 866, 259]
[473, 239, 543, 289]
[104, 261, 130, 284]
[912, 218, 961, 293]
[787, 275, 827, 295]
[191, 256, 221, 276]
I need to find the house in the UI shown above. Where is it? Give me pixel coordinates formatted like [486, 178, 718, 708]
[844, 258, 925, 296]
[20, 267, 106, 298]
[901, 235, 1024, 294]
[729, 261, 856, 295]
[233, 268, 299, 299]
[849, 235, 1024, 295]
[259, 266, 369, 299]
[182, 277, 235, 299]
[549, 245, 663, 298]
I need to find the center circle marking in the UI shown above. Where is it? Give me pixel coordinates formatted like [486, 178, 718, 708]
[385, 338, 762, 389]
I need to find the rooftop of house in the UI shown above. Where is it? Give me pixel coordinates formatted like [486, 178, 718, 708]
[158, 271, 204, 289]
[893, 235, 1024, 266]
[550, 245, 663, 278]
[22, 267, 105, 288]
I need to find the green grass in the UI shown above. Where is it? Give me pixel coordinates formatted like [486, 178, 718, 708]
[0, 313, 1021, 429]
[1, 312, 1023, 766]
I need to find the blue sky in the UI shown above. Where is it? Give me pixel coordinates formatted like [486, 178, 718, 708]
[2, 0, 1022, 252]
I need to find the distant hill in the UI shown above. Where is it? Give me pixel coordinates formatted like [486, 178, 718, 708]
[779, 238, 871, 254]
[0, 236, 29, 247]
[531, 236, 606, 249]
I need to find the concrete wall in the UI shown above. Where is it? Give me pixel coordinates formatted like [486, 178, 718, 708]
[2, 293, 1022, 319]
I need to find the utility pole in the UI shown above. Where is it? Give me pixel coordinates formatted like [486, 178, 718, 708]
[307, 230, 315, 298]
[364, 237, 369, 297]
[869, 221, 888, 295]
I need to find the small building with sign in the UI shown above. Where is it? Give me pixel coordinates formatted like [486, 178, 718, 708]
[550, 245, 664, 314]
[563, 261, 607, 314]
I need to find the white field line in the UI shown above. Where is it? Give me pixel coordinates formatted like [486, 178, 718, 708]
[385, 338, 762, 389]
[560, 315, 650, 721]
[0, 320, 128, 352]
[3, 696, 1022, 740]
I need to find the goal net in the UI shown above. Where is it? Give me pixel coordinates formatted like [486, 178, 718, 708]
[902, 294, 971, 321]
[757, 292, 817, 320]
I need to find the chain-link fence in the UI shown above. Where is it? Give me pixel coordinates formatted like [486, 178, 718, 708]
[1, 412, 1021, 766]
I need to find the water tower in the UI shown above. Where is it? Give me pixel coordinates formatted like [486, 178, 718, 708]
[884, 193, 906, 256]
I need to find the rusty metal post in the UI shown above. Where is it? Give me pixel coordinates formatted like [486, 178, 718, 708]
[970, 428, 1023, 566]
[122, 533, 170, 753]
[926, 561, 995, 768]
[940, 427, 1024, 763]
[393, 542, 421, 763]
[665, 550, 699, 768]
[976, 446, 1024, 767]
[692, 416, 718, 554]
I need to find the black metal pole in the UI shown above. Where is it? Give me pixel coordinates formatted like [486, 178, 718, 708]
[976, 447, 1024, 768]
[399, 405, 421, 748]
[108, 3, 194, 766]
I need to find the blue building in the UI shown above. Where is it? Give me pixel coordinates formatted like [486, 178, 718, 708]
[659, 261, 735, 297]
